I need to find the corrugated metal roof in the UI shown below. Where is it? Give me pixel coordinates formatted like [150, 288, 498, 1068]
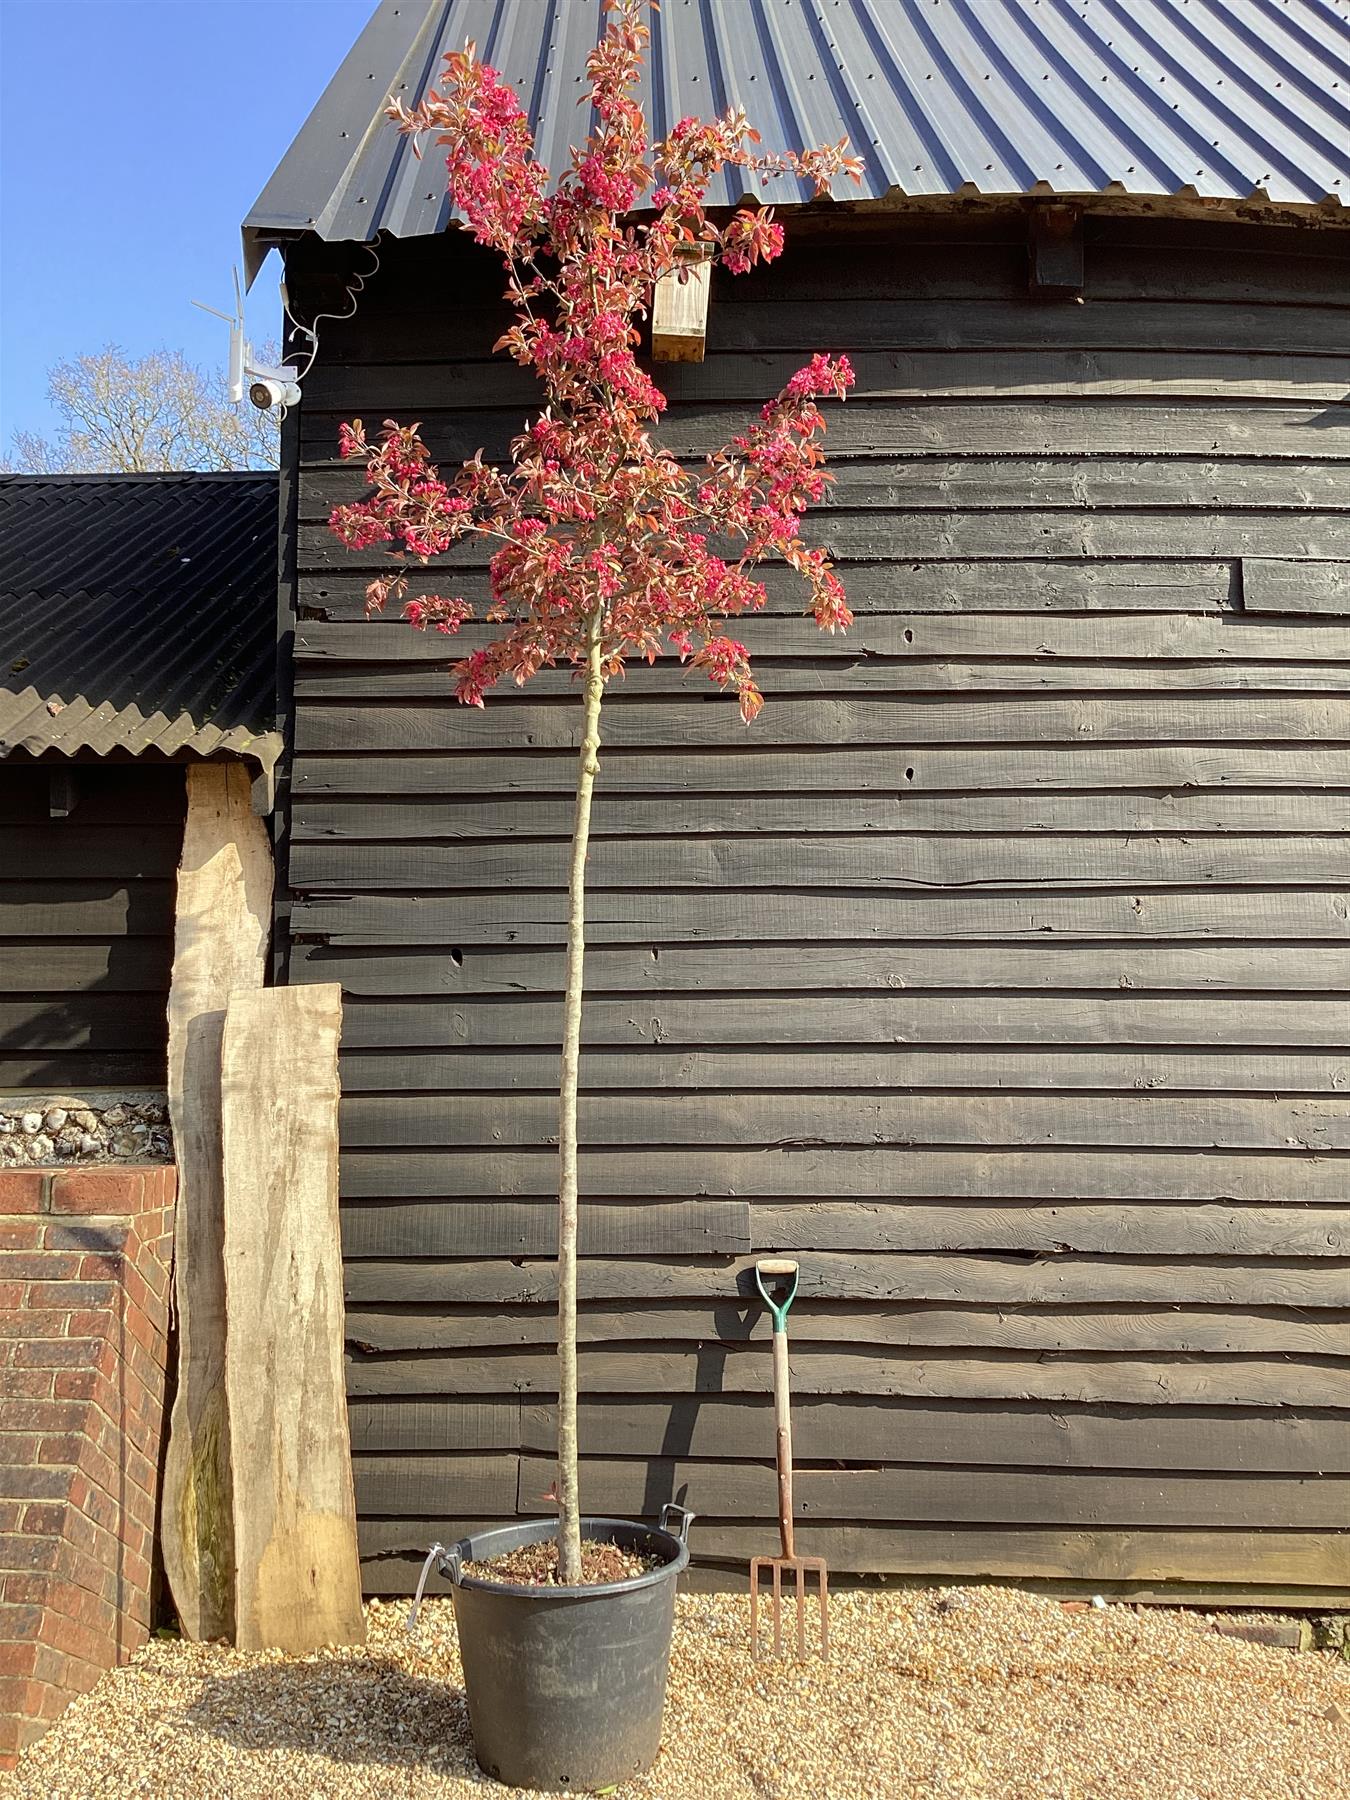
[244, 0, 1350, 273]
[0, 473, 282, 771]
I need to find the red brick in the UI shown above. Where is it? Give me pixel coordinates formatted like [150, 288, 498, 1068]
[52, 1369, 102, 1404]
[0, 1400, 84, 1436]
[0, 1283, 25, 1310]
[0, 1312, 70, 1342]
[0, 1220, 41, 1252]
[0, 1675, 40, 1723]
[1, 1371, 52, 1401]
[40, 1606, 112, 1671]
[34, 1674, 77, 1718]
[43, 1220, 129, 1254]
[0, 1640, 38, 1681]
[77, 1251, 125, 1281]
[0, 1466, 70, 1504]
[0, 1251, 80, 1281]
[17, 1338, 107, 1371]
[0, 1173, 46, 1214]
[50, 1170, 143, 1216]
[17, 1501, 68, 1539]
[27, 1279, 117, 1312]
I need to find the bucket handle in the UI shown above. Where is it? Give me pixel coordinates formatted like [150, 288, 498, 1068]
[659, 1502, 696, 1546]
[406, 1540, 462, 1635]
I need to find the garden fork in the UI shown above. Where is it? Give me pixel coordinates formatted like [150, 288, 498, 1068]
[749, 1257, 829, 1661]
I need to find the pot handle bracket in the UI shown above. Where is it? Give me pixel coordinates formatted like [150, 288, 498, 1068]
[406, 1540, 463, 1636]
[659, 1502, 696, 1546]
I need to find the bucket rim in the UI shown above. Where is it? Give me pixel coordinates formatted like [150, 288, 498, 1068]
[446, 1514, 690, 1600]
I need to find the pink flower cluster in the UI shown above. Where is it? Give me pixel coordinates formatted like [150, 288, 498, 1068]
[331, 0, 860, 722]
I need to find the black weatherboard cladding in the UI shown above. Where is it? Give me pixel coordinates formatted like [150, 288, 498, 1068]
[279, 209, 1350, 1601]
[0, 762, 186, 1090]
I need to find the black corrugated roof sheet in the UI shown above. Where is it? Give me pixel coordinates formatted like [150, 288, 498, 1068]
[0, 473, 281, 770]
[244, 0, 1350, 274]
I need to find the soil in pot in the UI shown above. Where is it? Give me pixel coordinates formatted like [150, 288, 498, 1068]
[463, 1536, 661, 1587]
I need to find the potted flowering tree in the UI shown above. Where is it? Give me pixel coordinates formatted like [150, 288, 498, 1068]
[330, 2, 858, 1785]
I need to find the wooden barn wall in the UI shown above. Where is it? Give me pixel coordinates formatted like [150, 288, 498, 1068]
[0, 760, 185, 1089]
[281, 214, 1350, 1603]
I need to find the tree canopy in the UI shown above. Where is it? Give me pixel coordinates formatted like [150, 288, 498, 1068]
[5, 346, 278, 474]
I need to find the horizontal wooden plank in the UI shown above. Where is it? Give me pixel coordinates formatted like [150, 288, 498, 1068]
[355, 1518, 1350, 1589]
[696, 299, 1350, 358]
[300, 456, 1350, 523]
[0, 828, 183, 880]
[0, 998, 169, 1052]
[345, 1300, 1350, 1358]
[292, 834, 1350, 893]
[340, 1200, 749, 1258]
[750, 1203, 1350, 1258]
[340, 1253, 1350, 1308]
[0, 767, 185, 825]
[344, 1347, 1350, 1408]
[299, 510, 1350, 570]
[293, 696, 1350, 754]
[290, 745, 1350, 799]
[293, 888, 1350, 948]
[336, 1048, 1350, 1097]
[517, 1396, 1350, 1472]
[352, 1452, 518, 1518]
[295, 612, 1350, 667]
[300, 559, 1242, 619]
[295, 659, 1350, 701]
[0, 883, 174, 936]
[300, 399, 1350, 465]
[0, 942, 173, 994]
[343, 1091, 1350, 1152]
[345, 1391, 1350, 1471]
[309, 229, 1350, 315]
[346, 1399, 520, 1455]
[340, 1143, 1350, 1202]
[337, 994, 1350, 1053]
[291, 789, 1350, 841]
[302, 350, 1350, 412]
[0, 1053, 165, 1088]
[339, 1199, 1350, 1259]
[314, 297, 1350, 363]
[1244, 558, 1350, 616]
[500, 1453, 1350, 1529]
[303, 943, 1350, 998]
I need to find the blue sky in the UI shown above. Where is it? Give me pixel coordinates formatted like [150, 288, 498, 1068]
[0, 0, 374, 446]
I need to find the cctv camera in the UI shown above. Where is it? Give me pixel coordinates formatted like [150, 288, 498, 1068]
[249, 375, 302, 411]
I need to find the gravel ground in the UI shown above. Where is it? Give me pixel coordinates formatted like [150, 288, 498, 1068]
[4, 1588, 1347, 1799]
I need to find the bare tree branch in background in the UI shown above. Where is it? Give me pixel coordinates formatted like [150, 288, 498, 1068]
[3, 345, 280, 473]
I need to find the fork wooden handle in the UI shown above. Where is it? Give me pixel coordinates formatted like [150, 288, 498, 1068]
[773, 1327, 795, 1560]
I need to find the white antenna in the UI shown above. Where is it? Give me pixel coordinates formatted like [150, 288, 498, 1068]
[192, 266, 301, 413]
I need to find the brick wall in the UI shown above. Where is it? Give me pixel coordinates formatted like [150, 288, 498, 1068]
[0, 1164, 176, 1767]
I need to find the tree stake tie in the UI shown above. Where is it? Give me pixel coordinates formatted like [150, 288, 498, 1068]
[749, 1258, 829, 1661]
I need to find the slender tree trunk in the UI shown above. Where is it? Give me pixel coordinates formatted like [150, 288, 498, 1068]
[556, 611, 605, 1582]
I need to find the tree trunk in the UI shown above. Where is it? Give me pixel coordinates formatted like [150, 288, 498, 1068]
[556, 613, 605, 1583]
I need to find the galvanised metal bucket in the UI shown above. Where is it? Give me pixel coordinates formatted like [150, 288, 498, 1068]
[431, 1507, 693, 1792]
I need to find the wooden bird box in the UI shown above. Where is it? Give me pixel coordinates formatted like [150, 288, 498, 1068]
[651, 256, 711, 362]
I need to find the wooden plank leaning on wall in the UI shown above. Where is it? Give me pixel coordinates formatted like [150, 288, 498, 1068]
[221, 982, 364, 1653]
[161, 763, 272, 1643]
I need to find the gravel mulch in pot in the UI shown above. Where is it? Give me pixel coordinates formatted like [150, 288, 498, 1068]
[462, 1537, 660, 1586]
[2, 1587, 1346, 1799]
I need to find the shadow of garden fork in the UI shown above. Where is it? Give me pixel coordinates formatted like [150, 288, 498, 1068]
[749, 1258, 829, 1662]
